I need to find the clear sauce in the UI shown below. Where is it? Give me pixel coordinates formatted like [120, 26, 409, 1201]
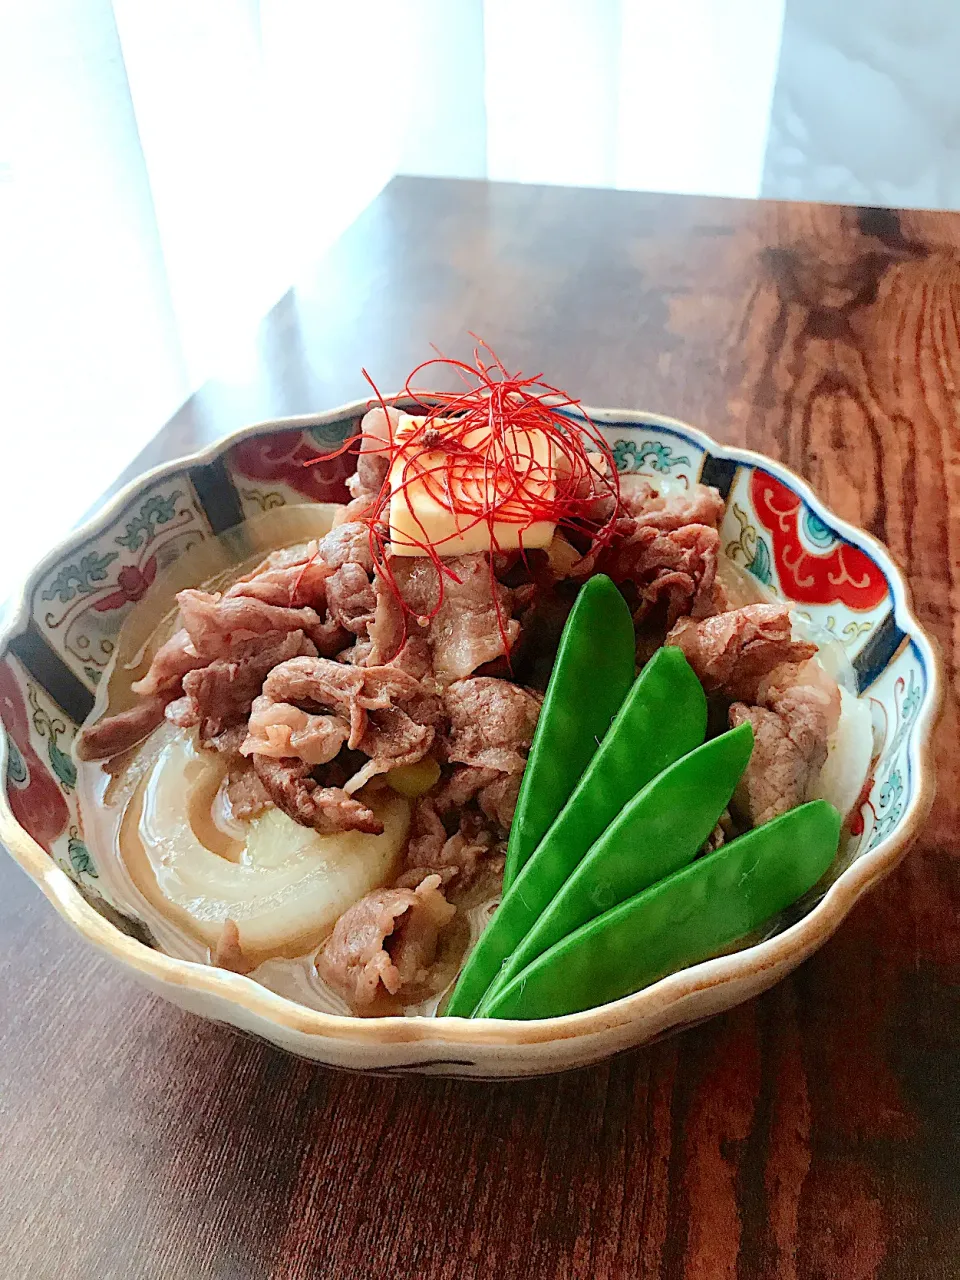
[76, 504, 499, 1018]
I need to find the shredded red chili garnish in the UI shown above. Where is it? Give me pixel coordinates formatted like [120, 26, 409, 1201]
[306, 340, 623, 659]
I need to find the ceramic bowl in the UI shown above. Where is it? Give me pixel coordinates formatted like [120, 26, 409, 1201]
[0, 402, 941, 1078]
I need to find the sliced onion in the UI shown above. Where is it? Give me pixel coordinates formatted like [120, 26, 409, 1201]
[715, 554, 777, 609]
[131, 734, 409, 963]
[790, 614, 857, 694]
[809, 687, 873, 823]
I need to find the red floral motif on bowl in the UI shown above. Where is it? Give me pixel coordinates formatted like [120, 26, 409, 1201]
[751, 471, 887, 610]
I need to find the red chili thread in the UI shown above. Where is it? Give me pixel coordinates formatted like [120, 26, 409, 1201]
[305, 340, 623, 658]
[289, 544, 322, 607]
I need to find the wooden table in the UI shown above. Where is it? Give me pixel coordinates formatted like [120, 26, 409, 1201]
[2, 177, 957, 1280]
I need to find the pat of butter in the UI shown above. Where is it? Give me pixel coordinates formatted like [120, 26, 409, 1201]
[388, 414, 556, 557]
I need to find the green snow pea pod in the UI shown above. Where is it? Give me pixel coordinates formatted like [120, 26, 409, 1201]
[474, 720, 754, 1015]
[502, 574, 635, 893]
[444, 647, 708, 1018]
[481, 800, 842, 1020]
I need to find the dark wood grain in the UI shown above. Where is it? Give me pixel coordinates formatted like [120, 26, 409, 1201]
[3, 177, 958, 1280]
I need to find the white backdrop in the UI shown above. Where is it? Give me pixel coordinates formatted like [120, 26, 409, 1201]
[763, 0, 960, 208]
[2, 0, 958, 600]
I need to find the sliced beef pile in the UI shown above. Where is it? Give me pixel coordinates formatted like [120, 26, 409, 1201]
[729, 658, 841, 825]
[368, 553, 520, 684]
[166, 630, 314, 752]
[317, 873, 456, 1006]
[599, 522, 721, 626]
[77, 476, 727, 845]
[75, 539, 341, 762]
[666, 603, 816, 700]
[402, 771, 511, 888]
[400, 677, 542, 887]
[225, 541, 331, 607]
[345, 405, 396, 506]
[131, 627, 205, 698]
[667, 604, 840, 826]
[618, 475, 726, 530]
[251, 755, 385, 835]
[572, 479, 726, 628]
[176, 586, 345, 659]
[326, 562, 377, 637]
[224, 764, 272, 821]
[313, 520, 375, 573]
[443, 677, 542, 773]
[77, 473, 769, 860]
[73, 694, 170, 762]
[241, 655, 443, 832]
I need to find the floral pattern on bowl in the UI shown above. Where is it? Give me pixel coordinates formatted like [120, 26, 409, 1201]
[29, 478, 211, 694]
[226, 422, 357, 518]
[0, 654, 105, 898]
[0, 402, 941, 1078]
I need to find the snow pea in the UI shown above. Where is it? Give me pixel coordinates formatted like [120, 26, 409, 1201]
[480, 800, 842, 1020]
[474, 720, 754, 1015]
[502, 573, 635, 893]
[444, 647, 708, 1018]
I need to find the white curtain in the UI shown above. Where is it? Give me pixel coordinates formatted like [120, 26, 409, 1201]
[0, 0, 786, 603]
[484, 0, 784, 196]
[762, 0, 960, 208]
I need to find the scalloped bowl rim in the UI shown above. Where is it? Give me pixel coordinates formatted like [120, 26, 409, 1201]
[0, 401, 943, 1052]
